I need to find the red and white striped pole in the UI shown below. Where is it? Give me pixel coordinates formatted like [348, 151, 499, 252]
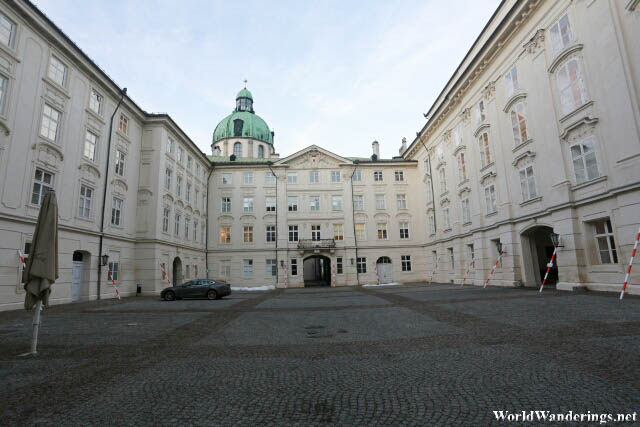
[281, 262, 288, 288]
[159, 261, 171, 286]
[539, 246, 559, 293]
[331, 265, 336, 287]
[461, 260, 474, 287]
[373, 261, 380, 285]
[17, 249, 26, 269]
[484, 252, 503, 288]
[429, 257, 439, 284]
[620, 225, 640, 300]
[107, 266, 121, 300]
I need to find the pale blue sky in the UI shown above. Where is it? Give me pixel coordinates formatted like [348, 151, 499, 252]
[33, 0, 500, 158]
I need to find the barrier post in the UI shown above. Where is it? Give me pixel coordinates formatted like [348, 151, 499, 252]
[484, 253, 503, 289]
[620, 225, 640, 300]
[462, 260, 474, 287]
[539, 245, 558, 293]
[429, 257, 439, 284]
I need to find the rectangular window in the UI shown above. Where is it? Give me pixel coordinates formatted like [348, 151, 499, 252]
[510, 102, 529, 145]
[220, 260, 231, 277]
[222, 173, 232, 185]
[291, 258, 298, 276]
[333, 224, 344, 241]
[177, 147, 184, 163]
[77, 185, 93, 218]
[505, 65, 519, 98]
[336, 257, 343, 274]
[265, 196, 276, 212]
[310, 195, 320, 212]
[571, 137, 599, 183]
[176, 176, 182, 197]
[166, 137, 174, 153]
[243, 225, 254, 243]
[468, 244, 475, 268]
[448, 248, 454, 270]
[84, 131, 97, 161]
[550, 13, 573, 55]
[426, 179, 433, 202]
[243, 259, 253, 277]
[394, 170, 404, 182]
[288, 196, 298, 212]
[357, 257, 367, 274]
[287, 172, 297, 184]
[429, 213, 435, 234]
[311, 225, 321, 241]
[593, 219, 618, 264]
[439, 168, 447, 193]
[375, 194, 386, 210]
[377, 223, 388, 240]
[243, 172, 254, 185]
[462, 198, 471, 224]
[174, 214, 180, 235]
[478, 132, 491, 167]
[0, 11, 16, 48]
[373, 171, 383, 182]
[519, 165, 538, 201]
[165, 169, 172, 190]
[401, 255, 412, 272]
[265, 172, 276, 185]
[443, 207, 451, 230]
[288, 225, 299, 242]
[353, 194, 364, 211]
[108, 261, 119, 282]
[187, 156, 193, 170]
[196, 164, 200, 177]
[352, 170, 361, 182]
[355, 223, 366, 240]
[453, 126, 462, 147]
[194, 265, 198, 277]
[40, 103, 60, 141]
[185, 218, 190, 239]
[89, 89, 102, 114]
[243, 197, 254, 213]
[0, 75, 6, 114]
[201, 223, 206, 243]
[331, 171, 341, 182]
[396, 194, 407, 210]
[309, 170, 319, 184]
[475, 100, 486, 125]
[266, 259, 277, 277]
[332, 195, 343, 211]
[195, 189, 199, 205]
[48, 55, 67, 86]
[220, 225, 231, 243]
[193, 220, 198, 241]
[186, 183, 191, 202]
[557, 58, 587, 115]
[266, 225, 276, 242]
[119, 113, 128, 135]
[484, 184, 497, 214]
[111, 197, 123, 226]
[399, 222, 409, 239]
[115, 150, 125, 176]
[162, 208, 169, 233]
[457, 153, 467, 183]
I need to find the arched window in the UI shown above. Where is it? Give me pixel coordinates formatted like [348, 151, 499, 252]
[233, 142, 242, 157]
[510, 102, 528, 145]
[258, 145, 264, 158]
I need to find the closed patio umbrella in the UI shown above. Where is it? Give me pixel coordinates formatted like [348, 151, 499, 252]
[21, 189, 58, 356]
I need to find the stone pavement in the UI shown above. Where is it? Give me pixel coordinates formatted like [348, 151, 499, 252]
[0, 283, 639, 425]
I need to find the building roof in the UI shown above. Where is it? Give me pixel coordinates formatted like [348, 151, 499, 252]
[236, 87, 253, 100]
[212, 88, 273, 145]
[208, 156, 274, 165]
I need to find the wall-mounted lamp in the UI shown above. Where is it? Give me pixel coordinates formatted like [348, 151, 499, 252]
[350, 258, 355, 265]
[101, 254, 110, 266]
[550, 232, 560, 247]
[496, 241, 504, 255]
[280, 260, 285, 268]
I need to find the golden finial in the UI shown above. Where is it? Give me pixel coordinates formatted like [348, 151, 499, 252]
[244, 79, 248, 87]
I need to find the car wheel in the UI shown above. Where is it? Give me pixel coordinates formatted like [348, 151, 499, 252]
[164, 291, 176, 301]
[207, 289, 218, 300]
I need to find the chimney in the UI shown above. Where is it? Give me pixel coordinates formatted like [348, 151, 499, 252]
[213, 145, 221, 156]
[372, 140, 380, 158]
[399, 137, 407, 156]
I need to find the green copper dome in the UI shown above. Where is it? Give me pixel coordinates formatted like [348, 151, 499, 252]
[212, 87, 273, 145]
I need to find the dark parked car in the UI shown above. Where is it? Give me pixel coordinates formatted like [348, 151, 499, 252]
[161, 279, 231, 301]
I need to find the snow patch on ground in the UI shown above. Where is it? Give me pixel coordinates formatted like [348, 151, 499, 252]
[231, 285, 276, 291]
[362, 282, 403, 288]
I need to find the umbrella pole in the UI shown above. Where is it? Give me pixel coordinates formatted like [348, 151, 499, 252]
[30, 299, 42, 354]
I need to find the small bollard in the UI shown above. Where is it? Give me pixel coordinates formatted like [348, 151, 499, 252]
[136, 284, 142, 295]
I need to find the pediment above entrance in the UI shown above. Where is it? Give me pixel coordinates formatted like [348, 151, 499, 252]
[274, 145, 352, 169]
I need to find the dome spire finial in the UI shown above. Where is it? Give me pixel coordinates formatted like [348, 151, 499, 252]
[244, 79, 247, 88]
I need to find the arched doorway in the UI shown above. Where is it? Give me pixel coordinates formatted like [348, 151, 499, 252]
[521, 226, 558, 287]
[303, 255, 331, 287]
[71, 250, 90, 301]
[173, 257, 183, 286]
[376, 256, 393, 284]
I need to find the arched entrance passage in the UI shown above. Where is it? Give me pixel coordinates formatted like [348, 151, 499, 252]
[173, 257, 183, 286]
[71, 250, 91, 301]
[376, 256, 393, 284]
[521, 226, 558, 287]
[303, 255, 331, 287]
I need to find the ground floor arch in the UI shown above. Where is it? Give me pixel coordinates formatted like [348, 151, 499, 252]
[173, 257, 183, 286]
[376, 256, 393, 284]
[520, 226, 558, 287]
[303, 255, 331, 287]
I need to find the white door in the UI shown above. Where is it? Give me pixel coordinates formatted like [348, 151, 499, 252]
[377, 263, 393, 284]
[72, 261, 83, 301]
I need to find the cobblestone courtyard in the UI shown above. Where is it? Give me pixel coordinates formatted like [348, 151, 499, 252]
[1, 283, 639, 425]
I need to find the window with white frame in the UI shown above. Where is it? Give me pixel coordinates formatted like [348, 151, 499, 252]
[176, 176, 182, 197]
[175, 214, 181, 235]
[428, 213, 435, 234]
[439, 168, 447, 193]
[243, 225, 253, 243]
[478, 132, 492, 167]
[0, 11, 16, 48]
[311, 225, 321, 241]
[258, 145, 264, 158]
[162, 208, 169, 233]
[48, 56, 67, 87]
[115, 150, 125, 176]
[443, 207, 451, 230]
[187, 156, 193, 170]
[353, 194, 364, 210]
[266, 196, 276, 212]
[40, 104, 60, 141]
[333, 224, 344, 241]
[288, 225, 299, 242]
[468, 244, 475, 268]
[593, 219, 618, 264]
[377, 223, 388, 240]
[448, 248, 455, 270]
[461, 198, 471, 224]
[220, 260, 231, 277]
[309, 170, 319, 184]
[243, 259, 253, 277]
[288, 196, 298, 212]
[193, 220, 198, 241]
[457, 153, 467, 183]
[78, 185, 93, 218]
[373, 171, 383, 182]
[266, 225, 276, 242]
[510, 102, 529, 145]
[426, 179, 433, 202]
[375, 194, 386, 210]
[399, 222, 409, 239]
[186, 183, 191, 202]
[287, 172, 297, 184]
[89, 89, 102, 114]
[185, 218, 190, 239]
[222, 173, 232, 185]
[336, 257, 343, 274]
[310, 195, 320, 212]
[221, 197, 231, 213]
[166, 137, 174, 153]
[357, 257, 367, 274]
[519, 165, 538, 201]
[484, 184, 497, 214]
[177, 147, 184, 163]
[401, 255, 412, 272]
[332, 195, 343, 211]
[355, 223, 366, 240]
[550, 13, 573, 55]
[165, 169, 172, 190]
[243, 197, 254, 212]
[220, 225, 231, 243]
[108, 261, 119, 282]
[397, 194, 407, 210]
[195, 189, 199, 205]
[505, 65, 519, 98]
[196, 164, 200, 177]
[453, 126, 462, 146]
[570, 136, 600, 183]
[0, 75, 7, 114]
[243, 172, 254, 185]
[475, 100, 486, 125]
[352, 170, 361, 182]
[233, 142, 242, 157]
[331, 171, 340, 182]
[265, 172, 276, 185]
[290, 259, 298, 276]
[556, 58, 588, 116]
[119, 113, 128, 135]
[266, 259, 277, 277]
[84, 131, 97, 161]
[395, 170, 404, 182]
[111, 197, 123, 226]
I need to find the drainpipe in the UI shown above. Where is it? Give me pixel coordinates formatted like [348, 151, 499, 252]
[268, 162, 278, 284]
[417, 132, 437, 233]
[205, 163, 214, 279]
[350, 161, 360, 284]
[96, 87, 126, 300]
